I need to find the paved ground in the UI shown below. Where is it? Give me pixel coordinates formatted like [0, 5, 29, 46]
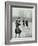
[12, 21, 32, 38]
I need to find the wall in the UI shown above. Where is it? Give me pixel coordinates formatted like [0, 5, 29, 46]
[0, 0, 38, 46]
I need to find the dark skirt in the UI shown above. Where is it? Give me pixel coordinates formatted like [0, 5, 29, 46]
[15, 28, 21, 34]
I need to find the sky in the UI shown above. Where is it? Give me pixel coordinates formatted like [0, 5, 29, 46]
[12, 7, 32, 18]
